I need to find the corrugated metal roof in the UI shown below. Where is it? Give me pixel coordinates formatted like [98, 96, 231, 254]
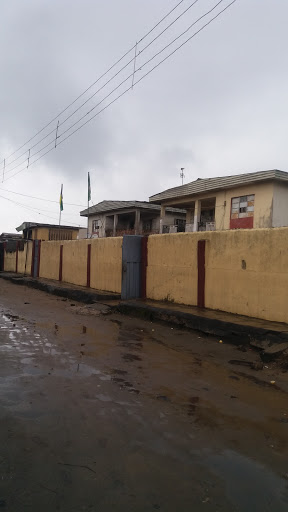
[149, 169, 288, 203]
[80, 200, 185, 216]
[16, 222, 80, 232]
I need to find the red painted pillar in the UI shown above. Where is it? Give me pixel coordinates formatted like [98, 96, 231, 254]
[59, 245, 63, 282]
[197, 240, 206, 308]
[87, 244, 91, 287]
[31, 240, 36, 276]
[141, 236, 148, 299]
[37, 240, 41, 278]
[3, 242, 6, 271]
[15, 241, 19, 273]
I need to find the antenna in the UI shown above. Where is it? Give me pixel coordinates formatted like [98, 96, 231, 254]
[180, 167, 185, 185]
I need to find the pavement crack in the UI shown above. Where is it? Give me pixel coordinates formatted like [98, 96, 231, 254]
[57, 462, 97, 474]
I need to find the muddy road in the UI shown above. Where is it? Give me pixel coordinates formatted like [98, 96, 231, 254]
[0, 280, 288, 511]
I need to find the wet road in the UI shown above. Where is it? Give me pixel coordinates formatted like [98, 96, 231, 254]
[0, 280, 288, 511]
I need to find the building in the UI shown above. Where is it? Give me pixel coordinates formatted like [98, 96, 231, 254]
[16, 222, 79, 241]
[149, 169, 288, 232]
[0, 232, 22, 241]
[80, 201, 186, 238]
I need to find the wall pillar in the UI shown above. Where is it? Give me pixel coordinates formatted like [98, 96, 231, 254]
[113, 214, 118, 237]
[37, 240, 41, 278]
[193, 200, 201, 232]
[87, 244, 91, 287]
[15, 241, 19, 273]
[59, 245, 63, 282]
[135, 209, 141, 235]
[160, 205, 166, 234]
[197, 240, 206, 308]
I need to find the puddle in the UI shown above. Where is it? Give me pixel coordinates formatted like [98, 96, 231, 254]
[204, 449, 288, 511]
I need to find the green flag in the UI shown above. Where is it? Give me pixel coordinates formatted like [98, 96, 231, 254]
[88, 172, 91, 202]
[59, 184, 63, 211]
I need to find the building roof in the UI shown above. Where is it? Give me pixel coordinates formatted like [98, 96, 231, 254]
[16, 222, 80, 232]
[149, 169, 288, 203]
[80, 200, 185, 217]
[0, 232, 22, 241]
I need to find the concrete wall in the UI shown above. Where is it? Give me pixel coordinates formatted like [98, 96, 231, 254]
[4, 249, 16, 272]
[90, 237, 122, 293]
[38, 238, 122, 293]
[147, 233, 199, 305]
[272, 182, 288, 227]
[62, 240, 90, 287]
[146, 229, 288, 324]
[31, 227, 79, 241]
[39, 241, 60, 280]
[17, 242, 33, 274]
[215, 182, 274, 230]
[3, 241, 32, 274]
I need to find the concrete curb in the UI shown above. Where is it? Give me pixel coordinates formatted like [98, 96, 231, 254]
[118, 301, 288, 344]
[0, 272, 120, 304]
[2, 272, 288, 344]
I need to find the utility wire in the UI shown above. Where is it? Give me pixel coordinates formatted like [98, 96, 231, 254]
[0, 193, 84, 226]
[3, 0, 226, 179]
[0, 0, 188, 167]
[0, 187, 86, 207]
[3, 0, 237, 184]
[3, 0, 200, 173]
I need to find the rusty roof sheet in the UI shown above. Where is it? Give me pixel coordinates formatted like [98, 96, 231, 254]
[149, 169, 288, 203]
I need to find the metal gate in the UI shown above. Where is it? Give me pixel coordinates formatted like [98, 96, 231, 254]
[121, 235, 143, 300]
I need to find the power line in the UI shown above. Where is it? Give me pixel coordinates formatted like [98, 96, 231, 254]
[3, 0, 238, 184]
[3, 0, 228, 180]
[0, 187, 86, 207]
[0, 0, 188, 167]
[3, 0, 201, 174]
[0, 193, 84, 226]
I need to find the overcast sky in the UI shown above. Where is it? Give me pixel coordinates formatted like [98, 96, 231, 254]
[0, 0, 287, 232]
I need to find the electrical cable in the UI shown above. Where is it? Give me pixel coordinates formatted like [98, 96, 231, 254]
[3, 0, 237, 183]
[0, 193, 84, 226]
[3, 0, 227, 178]
[3, 0, 200, 173]
[0, 0, 188, 167]
[0, 187, 86, 207]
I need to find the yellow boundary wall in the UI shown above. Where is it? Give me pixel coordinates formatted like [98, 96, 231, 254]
[147, 228, 288, 324]
[4, 241, 32, 274]
[39, 241, 60, 281]
[39, 237, 122, 293]
[4, 229, 288, 324]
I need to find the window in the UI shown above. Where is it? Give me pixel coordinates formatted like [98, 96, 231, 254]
[92, 220, 100, 232]
[49, 229, 73, 241]
[231, 195, 255, 219]
[174, 218, 186, 232]
[142, 220, 152, 233]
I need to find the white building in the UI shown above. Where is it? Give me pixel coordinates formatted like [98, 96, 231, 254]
[80, 200, 186, 238]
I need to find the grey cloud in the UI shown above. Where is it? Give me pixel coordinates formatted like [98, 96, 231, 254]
[0, 0, 287, 232]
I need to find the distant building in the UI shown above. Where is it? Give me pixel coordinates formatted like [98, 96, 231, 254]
[0, 232, 22, 241]
[149, 169, 288, 232]
[80, 201, 186, 238]
[16, 222, 79, 241]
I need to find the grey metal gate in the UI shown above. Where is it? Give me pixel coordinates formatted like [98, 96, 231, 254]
[121, 235, 142, 299]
